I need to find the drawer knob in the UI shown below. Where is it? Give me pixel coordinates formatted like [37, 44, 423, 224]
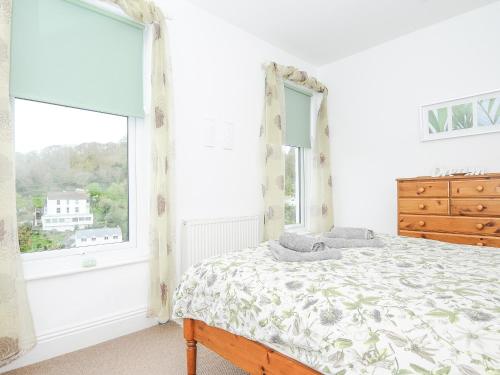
[476, 185, 484, 192]
[417, 187, 426, 194]
[476, 204, 485, 212]
[418, 221, 426, 227]
[418, 204, 426, 209]
[476, 223, 485, 230]
[477, 242, 485, 246]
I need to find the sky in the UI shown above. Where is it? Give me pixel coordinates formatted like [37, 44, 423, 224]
[14, 99, 127, 153]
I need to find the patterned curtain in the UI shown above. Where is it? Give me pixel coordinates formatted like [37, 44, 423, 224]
[105, 0, 175, 323]
[261, 63, 286, 240]
[0, 0, 37, 367]
[260, 63, 333, 240]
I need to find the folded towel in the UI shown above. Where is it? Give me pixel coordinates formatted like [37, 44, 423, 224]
[325, 227, 374, 240]
[320, 236, 384, 248]
[279, 232, 325, 252]
[269, 241, 342, 262]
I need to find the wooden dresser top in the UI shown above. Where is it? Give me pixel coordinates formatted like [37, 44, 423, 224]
[397, 173, 500, 182]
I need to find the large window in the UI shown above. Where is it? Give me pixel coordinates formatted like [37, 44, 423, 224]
[15, 99, 130, 253]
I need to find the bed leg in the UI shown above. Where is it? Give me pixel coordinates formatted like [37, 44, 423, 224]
[184, 319, 197, 375]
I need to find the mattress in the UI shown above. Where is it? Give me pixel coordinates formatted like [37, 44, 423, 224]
[173, 234, 500, 375]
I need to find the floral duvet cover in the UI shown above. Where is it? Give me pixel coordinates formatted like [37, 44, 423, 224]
[173, 234, 500, 375]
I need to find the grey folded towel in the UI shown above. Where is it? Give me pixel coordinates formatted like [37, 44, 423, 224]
[278, 232, 326, 252]
[320, 236, 384, 248]
[325, 227, 374, 240]
[269, 241, 342, 262]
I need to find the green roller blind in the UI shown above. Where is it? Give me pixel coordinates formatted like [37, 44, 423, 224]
[10, 0, 144, 117]
[284, 84, 311, 148]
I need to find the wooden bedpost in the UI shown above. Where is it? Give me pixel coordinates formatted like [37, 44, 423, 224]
[183, 319, 197, 375]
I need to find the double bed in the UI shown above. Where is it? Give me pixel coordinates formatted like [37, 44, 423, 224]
[173, 234, 500, 374]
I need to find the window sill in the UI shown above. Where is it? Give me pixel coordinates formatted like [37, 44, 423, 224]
[285, 225, 311, 235]
[22, 247, 149, 282]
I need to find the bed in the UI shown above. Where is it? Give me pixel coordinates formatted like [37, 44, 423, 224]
[173, 234, 500, 375]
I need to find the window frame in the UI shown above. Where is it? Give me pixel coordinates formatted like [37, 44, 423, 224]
[283, 80, 317, 234]
[13, 101, 141, 262]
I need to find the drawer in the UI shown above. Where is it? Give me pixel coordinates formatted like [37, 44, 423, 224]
[398, 214, 500, 236]
[451, 198, 500, 217]
[451, 178, 500, 197]
[399, 198, 449, 215]
[398, 180, 448, 198]
[400, 230, 500, 248]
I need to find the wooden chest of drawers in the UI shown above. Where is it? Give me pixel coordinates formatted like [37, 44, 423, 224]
[397, 174, 500, 248]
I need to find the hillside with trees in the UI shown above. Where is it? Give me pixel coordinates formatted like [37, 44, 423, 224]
[16, 140, 128, 252]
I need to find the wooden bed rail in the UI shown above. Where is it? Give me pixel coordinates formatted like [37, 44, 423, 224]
[183, 318, 320, 375]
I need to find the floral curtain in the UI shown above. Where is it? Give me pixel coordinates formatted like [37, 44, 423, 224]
[0, 0, 37, 367]
[261, 63, 286, 240]
[105, 0, 175, 323]
[260, 63, 333, 240]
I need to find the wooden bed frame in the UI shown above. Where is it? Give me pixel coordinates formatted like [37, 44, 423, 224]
[183, 319, 320, 375]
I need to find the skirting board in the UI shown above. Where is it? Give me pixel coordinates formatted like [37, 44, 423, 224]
[1, 306, 156, 373]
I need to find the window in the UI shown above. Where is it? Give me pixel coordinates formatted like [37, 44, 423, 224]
[81, 238, 87, 242]
[113, 236, 119, 240]
[104, 236, 109, 240]
[284, 146, 303, 226]
[283, 83, 312, 228]
[15, 99, 130, 253]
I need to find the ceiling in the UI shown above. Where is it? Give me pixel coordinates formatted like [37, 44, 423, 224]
[185, 0, 498, 66]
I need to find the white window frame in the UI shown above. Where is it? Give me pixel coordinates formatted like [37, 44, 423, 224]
[8, 0, 153, 281]
[283, 81, 319, 234]
[13, 105, 146, 262]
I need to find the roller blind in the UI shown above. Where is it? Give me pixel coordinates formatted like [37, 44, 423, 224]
[284, 84, 311, 148]
[10, 0, 145, 117]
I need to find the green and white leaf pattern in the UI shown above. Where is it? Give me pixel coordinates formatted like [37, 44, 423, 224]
[173, 235, 500, 374]
[452, 103, 473, 130]
[428, 108, 448, 133]
[478, 98, 500, 127]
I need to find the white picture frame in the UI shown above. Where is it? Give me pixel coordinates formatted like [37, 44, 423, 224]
[420, 88, 500, 141]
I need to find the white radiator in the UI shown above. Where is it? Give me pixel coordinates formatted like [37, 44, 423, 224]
[181, 215, 261, 274]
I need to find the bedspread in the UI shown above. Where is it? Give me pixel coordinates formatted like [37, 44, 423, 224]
[173, 234, 500, 375]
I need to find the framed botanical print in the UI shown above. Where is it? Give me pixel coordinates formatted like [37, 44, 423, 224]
[420, 89, 500, 141]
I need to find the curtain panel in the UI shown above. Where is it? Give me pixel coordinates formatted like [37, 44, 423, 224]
[105, 0, 175, 323]
[0, 0, 37, 367]
[260, 63, 333, 240]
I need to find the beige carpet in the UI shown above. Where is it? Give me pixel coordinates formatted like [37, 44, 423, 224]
[6, 323, 247, 375]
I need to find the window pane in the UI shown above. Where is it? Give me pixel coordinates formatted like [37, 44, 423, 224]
[15, 99, 129, 252]
[284, 146, 301, 226]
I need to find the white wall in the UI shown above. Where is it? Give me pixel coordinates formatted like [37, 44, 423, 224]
[2, 1, 315, 372]
[319, 3, 500, 235]
[163, 0, 315, 221]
